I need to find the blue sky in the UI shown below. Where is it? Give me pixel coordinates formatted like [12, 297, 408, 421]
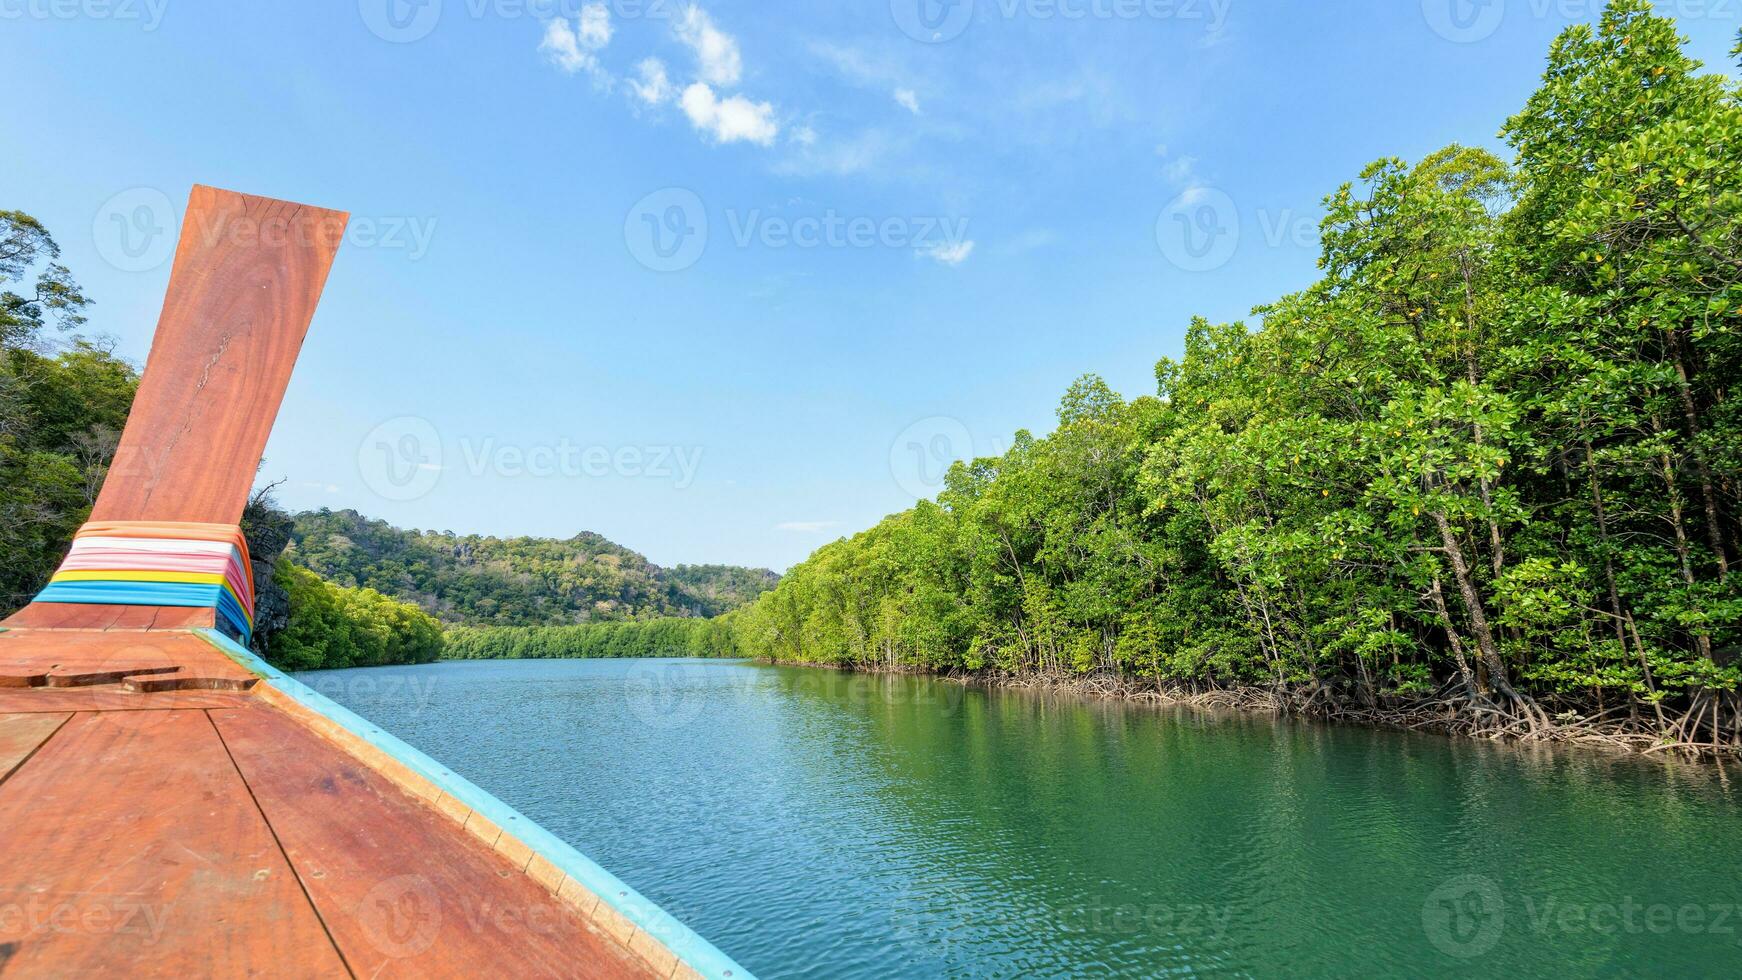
[4, 1, 1737, 571]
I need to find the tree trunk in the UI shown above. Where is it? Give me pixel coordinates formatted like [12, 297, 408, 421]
[1583, 436, 1628, 646]
[1432, 509, 1515, 698]
[1665, 327, 1729, 577]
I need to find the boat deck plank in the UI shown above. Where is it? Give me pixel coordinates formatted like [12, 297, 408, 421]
[0, 628, 662, 978]
[0, 709, 348, 977]
[0, 713, 68, 782]
[213, 703, 647, 979]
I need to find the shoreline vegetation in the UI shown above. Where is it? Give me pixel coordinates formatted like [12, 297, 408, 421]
[724, 6, 1742, 761]
[758, 657, 1739, 762]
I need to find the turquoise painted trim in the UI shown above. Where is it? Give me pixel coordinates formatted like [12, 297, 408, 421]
[198, 629, 753, 980]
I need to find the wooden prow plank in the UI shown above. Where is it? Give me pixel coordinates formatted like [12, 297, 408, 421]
[5, 186, 346, 633]
[95, 184, 348, 524]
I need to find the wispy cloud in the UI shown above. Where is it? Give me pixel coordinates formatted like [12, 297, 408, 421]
[539, 3, 612, 82]
[922, 240, 975, 266]
[774, 127, 900, 178]
[893, 88, 920, 114]
[675, 6, 743, 86]
[630, 57, 672, 106]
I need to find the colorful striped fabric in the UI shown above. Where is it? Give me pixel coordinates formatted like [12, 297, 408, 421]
[33, 521, 256, 639]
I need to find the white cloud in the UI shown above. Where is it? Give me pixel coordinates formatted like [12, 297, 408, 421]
[922, 240, 975, 266]
[540, 6, 612, 78]
[681, 82, 778, 145]
[775, 127, 896, 177]
[893, 88, 920, 114]
[630, 57, 672, 105]
[578, 1, 612, 48]
[675, 6, 742, 87]
[776, 521, 840, 533]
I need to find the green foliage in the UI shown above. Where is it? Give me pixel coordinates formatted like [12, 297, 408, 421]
[0, 209, 134, 612]
[286, 509, 777, 626]
[264, 561, 445, 671]
[733, 3, 1742, 725]
[443, 616, 740, 661]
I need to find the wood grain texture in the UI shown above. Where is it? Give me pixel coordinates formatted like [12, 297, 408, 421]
[211, 703, 650, 980]
[0, 713, 68, 783]
[0, 689, 252, 713]
[3, 603, 218, 631]
[0, 630, 259, 709]
[0, 710, 347, 976]
[0, 629, 257, 684]
[93, 185, 348, 525]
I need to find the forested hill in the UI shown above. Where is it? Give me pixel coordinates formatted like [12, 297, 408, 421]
[286, 509, 777, 627]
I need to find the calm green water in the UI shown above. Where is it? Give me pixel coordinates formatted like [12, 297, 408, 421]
[296, 658, 1742, 978]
